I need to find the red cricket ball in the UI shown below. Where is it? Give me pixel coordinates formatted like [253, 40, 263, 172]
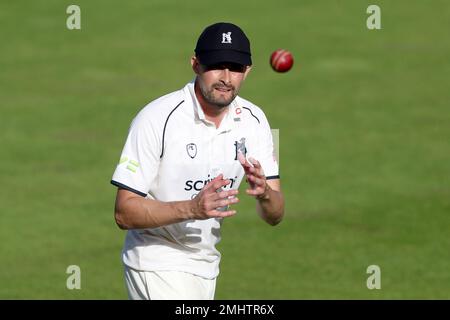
[270, 49, 294, 73]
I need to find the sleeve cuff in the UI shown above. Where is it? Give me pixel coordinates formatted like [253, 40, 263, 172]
[110, 180, 147, 197]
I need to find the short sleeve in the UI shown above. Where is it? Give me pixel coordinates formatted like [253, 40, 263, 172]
[111, 113, 160, 197]
[254, 114, 279, 180]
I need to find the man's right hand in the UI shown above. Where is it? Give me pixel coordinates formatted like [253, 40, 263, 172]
[190, 174, 239, 219]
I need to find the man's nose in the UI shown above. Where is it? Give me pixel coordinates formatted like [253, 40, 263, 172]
[220, 68, 231, 84]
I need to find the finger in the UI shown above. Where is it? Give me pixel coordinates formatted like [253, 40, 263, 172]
[244, 173, 256, 188]
[237, 152, 247, 166]
[246, 189, 264, 196]
[214, 189, 239, 200]
[212, 178, 231, 192]
[207, 190, 236, 202]
[247, 174, 265, 186]
[215, 197, 239, 208]
[203, 174, 223, 191]
[248, 157, 260, 168]
[206, 187, 237, 204]
[209, 209, 237, 218]
[204, 175, 231, 193]
[247, 157, 265, 176]
[237, 152, 253, 172]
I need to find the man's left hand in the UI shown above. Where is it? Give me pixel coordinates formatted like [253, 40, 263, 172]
[237, 153, 270, 200]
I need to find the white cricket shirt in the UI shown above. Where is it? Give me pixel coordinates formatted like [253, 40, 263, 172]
[111, 80, 279, 279]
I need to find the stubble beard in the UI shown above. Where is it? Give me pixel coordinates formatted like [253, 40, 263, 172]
[198, 81, 238, 108]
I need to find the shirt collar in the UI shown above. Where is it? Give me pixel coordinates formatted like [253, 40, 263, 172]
[187, 79, 206, 121]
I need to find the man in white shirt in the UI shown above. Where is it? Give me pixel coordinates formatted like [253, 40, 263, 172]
[111, 22, 285, 300]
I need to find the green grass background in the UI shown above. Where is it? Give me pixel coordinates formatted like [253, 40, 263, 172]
[1, 0, 449, 299]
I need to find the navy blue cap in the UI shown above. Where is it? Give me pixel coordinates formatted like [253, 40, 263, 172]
[194, 22, 252, 66]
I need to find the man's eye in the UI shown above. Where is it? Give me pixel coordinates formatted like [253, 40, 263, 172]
[205, 64, 245, 73]
[206, 64, 224, 71]
[229, 65, 246, 72]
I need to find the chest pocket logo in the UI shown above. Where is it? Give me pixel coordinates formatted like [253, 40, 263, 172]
[186, 143, 197, 159]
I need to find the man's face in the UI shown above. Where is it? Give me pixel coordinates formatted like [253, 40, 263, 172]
[191, 57, 251, 108]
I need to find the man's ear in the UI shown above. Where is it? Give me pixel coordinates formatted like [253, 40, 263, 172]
[243, 66, 252, 80]
[191, 56, 201, 74]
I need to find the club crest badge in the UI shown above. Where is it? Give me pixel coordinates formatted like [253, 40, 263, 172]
[186, 143, 197, 159]
[234, 137, 247, 160]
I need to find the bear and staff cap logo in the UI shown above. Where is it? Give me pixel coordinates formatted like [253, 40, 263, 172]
[186, 143, 197, 159]
[222, 32, 232, 44]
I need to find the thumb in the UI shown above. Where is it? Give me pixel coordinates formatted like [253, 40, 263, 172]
[237, 152, 253, 168]
[237, 152, 246, 166]
[204, 173, 224, 191]
[238, 152, 253, 175]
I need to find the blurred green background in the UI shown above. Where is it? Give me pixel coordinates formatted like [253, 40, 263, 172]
[1, 0, 449, 299]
